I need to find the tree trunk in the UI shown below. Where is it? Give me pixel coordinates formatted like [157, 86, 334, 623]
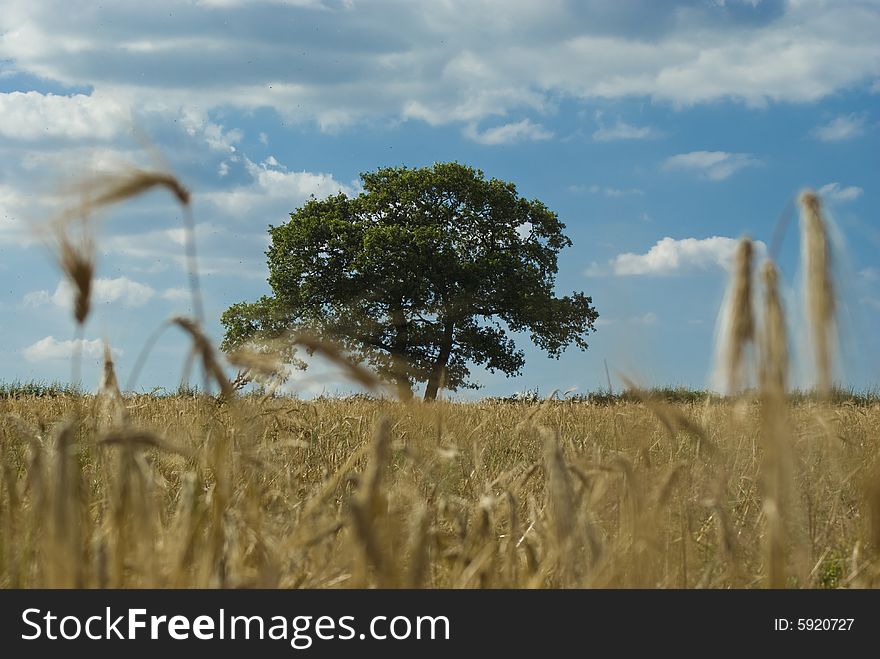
[391, 308, 413, 401]
[424, 321, 454, 401]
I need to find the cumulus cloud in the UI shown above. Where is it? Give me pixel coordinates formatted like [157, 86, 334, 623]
[25, 277, 156, 310]
[818, 182, 863, 202]
[0, 1, 876, 132]
[662, 151, 762, 180]
[587, 236, 767, 276]
[464, 119, 553, 145]
[201, 157, 358, 221]
[0, 91, 130, 140]
[23, 336, 121, 362]
[94, 277, 156, 306]
[179, 108, 243, 153]
[811, 113, 867, 142]
[592, 117, 657, 142]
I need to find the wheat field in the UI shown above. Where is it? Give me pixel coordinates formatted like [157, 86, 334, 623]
[1, 389, 879, 589]
[1, 169, 878, 590]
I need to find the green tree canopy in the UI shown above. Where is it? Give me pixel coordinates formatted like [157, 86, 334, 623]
[221, 162, 599, 400]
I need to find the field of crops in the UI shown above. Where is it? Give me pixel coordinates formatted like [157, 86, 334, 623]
[2, 389, 878, 589]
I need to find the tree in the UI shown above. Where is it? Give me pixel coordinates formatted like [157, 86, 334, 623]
[221, 162, 599, 401]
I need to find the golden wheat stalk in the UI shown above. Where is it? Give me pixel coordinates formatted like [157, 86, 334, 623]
[349, 417, 392, 586]
[226, 346, 288, 393]
[542, 430, 575, 543]
[758, 258, 793, 588]
[406, 501, 431, 588]
[97, 343, 128, 429]
[799, 190, 836, 396]
[759, 261, 788, 395]
[74, 169, 190, 209]
[98, 429, 193, 459]
[48, 422, 82, 587]
[540, 427, 581, 585]
[172, 316, 234, 399]
[291, 332, 384, 392]
[724, 238, 756, 394]
[48, 216, 95, 326]
[72, 168, 203, 323]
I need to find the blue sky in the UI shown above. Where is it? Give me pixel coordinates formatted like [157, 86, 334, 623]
[0, 0, 878, 397]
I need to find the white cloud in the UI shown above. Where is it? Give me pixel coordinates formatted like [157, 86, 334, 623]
[202, 157, 358, 220]
[195, 0, 324, 7]
[163, 227, 188, 247]
[0, 2, 877, 131]
[101, 222, 269, 278]
[464, 119, 553, 145]
[23, 290, 52, 308]
[592, 118, 656, 142]
[713, 0, 764, 6]
[180, 108, 243, 152]
[587, 235, 768, 276]
[515, 221, 532, 240]
[2, 146, 172, 247]
[818, 182, 863, 202]
[573, 184, 644, 197]
[593, 312, 658, 327]
[811, 113, 867, 142]
[23, 336, 121, 362]
[569, 184, 597, 194]
[18, 145, 144, 174]
[0, 185, 29, 243]
[0, 91, 130, 140]
[632, 312, 658, 326]
[25, 276, 156, 310]
[94, 276, 156, 306]
[605, 187, 644, 198]
[662, 151, 761, 181]
[0, 182, 66, 246]
[161, 287, 191, 301]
